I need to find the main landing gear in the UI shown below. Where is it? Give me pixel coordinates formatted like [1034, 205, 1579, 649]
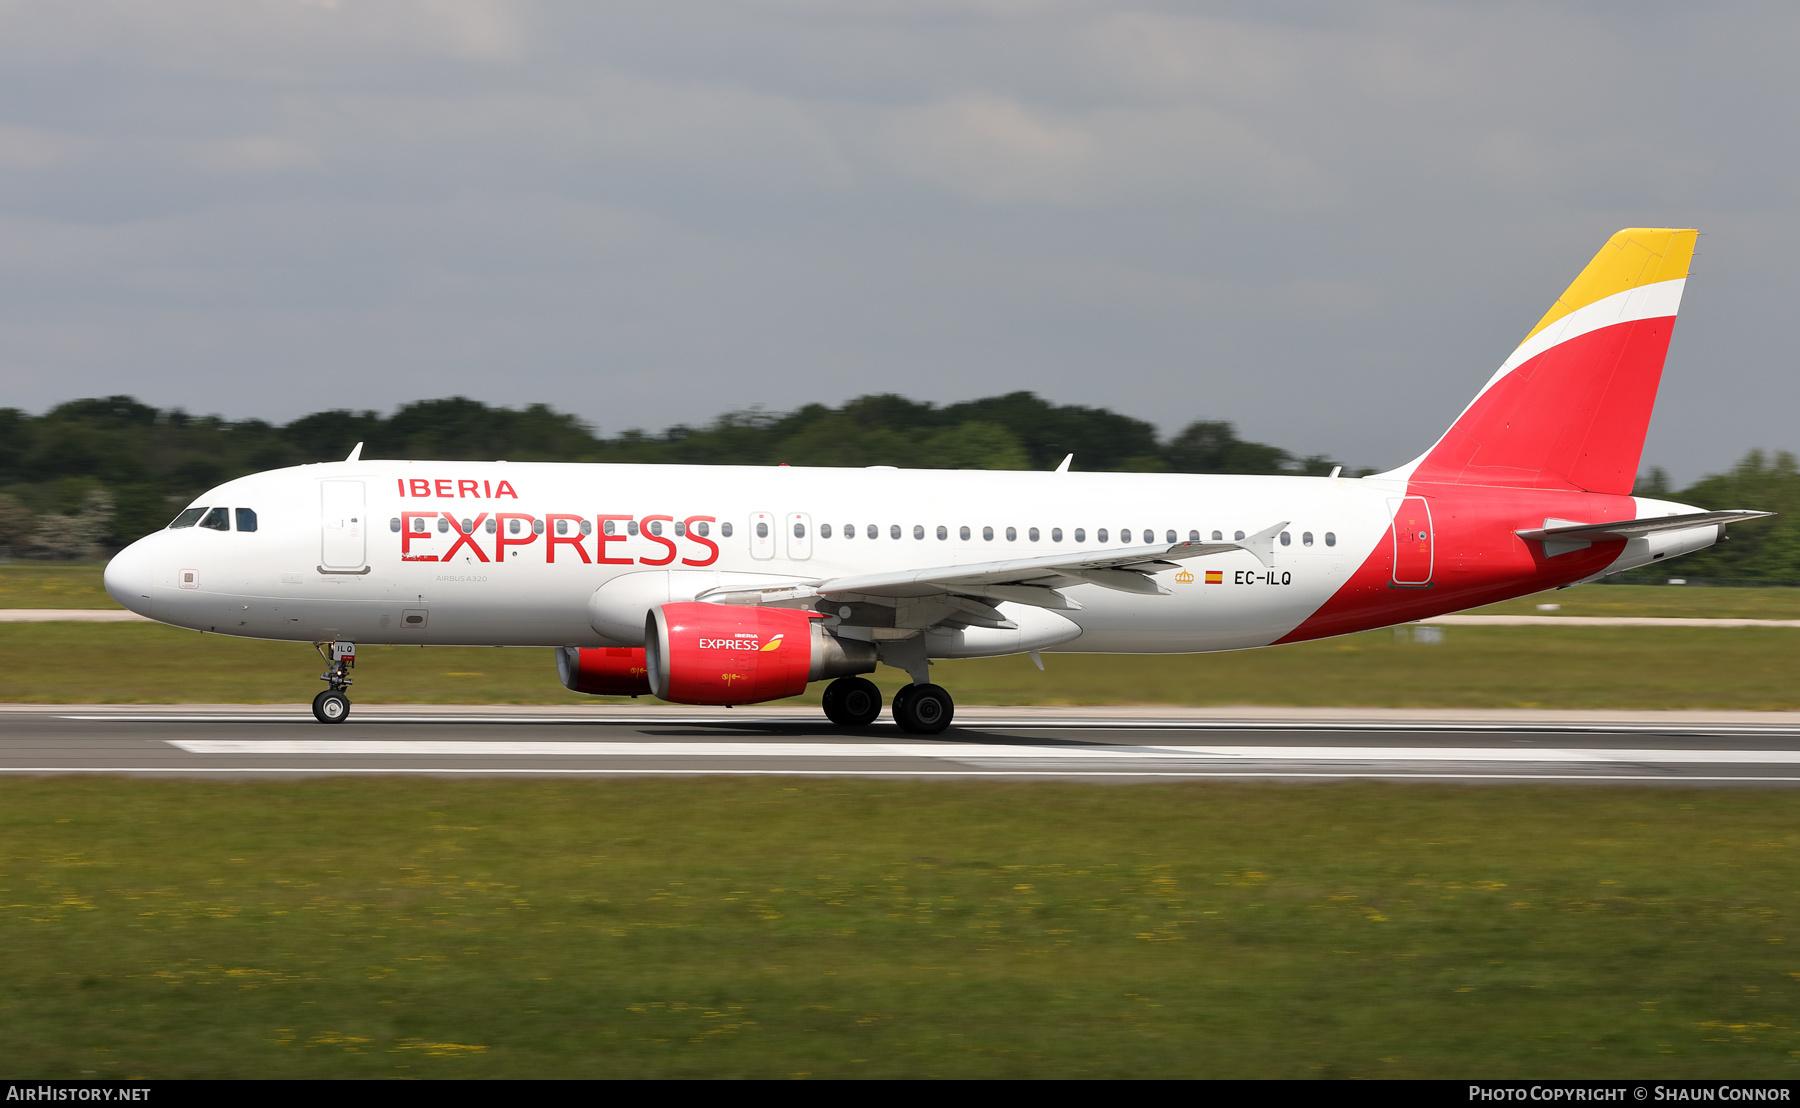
[892, 682, 954, 735]
[822, 676, 882, 728]
[312, 641, 356, 725]
[819, 676, 955, 734]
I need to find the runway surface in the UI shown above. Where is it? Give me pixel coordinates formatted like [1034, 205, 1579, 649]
[6, 705, 1800, 784]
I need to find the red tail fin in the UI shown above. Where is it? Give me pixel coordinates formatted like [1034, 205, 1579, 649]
[1394, 228, 1697, 495]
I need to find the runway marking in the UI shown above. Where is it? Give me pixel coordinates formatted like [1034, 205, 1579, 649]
[164, 740, 1800, 765]
[11, 767, 1800, 783]
[61, 715, 1800, 735]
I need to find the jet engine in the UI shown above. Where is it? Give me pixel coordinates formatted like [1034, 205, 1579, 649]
[645, 601, 877, 705]
[555, 645, 653, 696]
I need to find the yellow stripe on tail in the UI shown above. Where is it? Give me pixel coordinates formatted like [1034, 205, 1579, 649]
[1521, 228, 1697, 345]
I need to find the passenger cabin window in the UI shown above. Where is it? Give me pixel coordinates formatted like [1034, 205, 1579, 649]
[1052, 527, 1063, 542]
[169, 507, 206, 529]
[235, 508, 257, 532]
[937, 525, 948, 540]
[603, 519, 616, 535]
[627, 521, 640, 536]
[960, 526, 971, 540]
[389, 517, 401, 532]
[485, 519, 497, 534]
[532, 519, 544, 535]
[555, 519, 568, 535]
[674, 521, 685, 537]
[982, 526, 994, 541]
[1324, 531, 1336, 547]
[1097, 528, 1108, 543]
[438, 517, 450, 533]
[1233, 530, 1245, 541]
[890, 524, 901, 540]
[1028, 527, 1040, 542]
[508, 519, 521, 535]
[843, 523, 855, 539]
[1279, 531, 1291, 546]
[1005, 527, 1017, 541]
[820, 523, 833, 539]
[199, 507, 230, 531]
[1074, 528, 1086, 542]
[913, 525, 924, 540]
[867, 524, 878, 540]
[792, 522, 805, 538]
[1189, 530, 1200, 541]
[1212, 530, 1223, 541]
[1166, 530, 1176, 544]
[756, 521, 769, 539]
[721, 522, 734, 538]
[1303, 531, 1314, 546]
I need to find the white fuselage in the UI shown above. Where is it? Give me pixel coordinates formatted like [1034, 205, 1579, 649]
[104, 461, 1406, 654]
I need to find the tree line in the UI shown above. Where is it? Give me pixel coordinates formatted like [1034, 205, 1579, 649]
[0, 392, 1350, 558]
[0, 391, 1792, 582]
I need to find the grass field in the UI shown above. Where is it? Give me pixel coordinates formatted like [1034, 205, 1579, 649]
[0, 564, 119, 609]
[4, 620, 1799, 709]
[3, 778, 1797, 1078]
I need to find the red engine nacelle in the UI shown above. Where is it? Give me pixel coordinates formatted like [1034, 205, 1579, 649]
[646, 601, 877, 705]
[556, 645, 652, 696]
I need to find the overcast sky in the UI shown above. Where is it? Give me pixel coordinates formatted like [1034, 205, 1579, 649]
[0, 1, 1794, 482]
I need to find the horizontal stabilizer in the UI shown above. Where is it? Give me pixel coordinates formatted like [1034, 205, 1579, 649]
[1516, 510, 1771, 544]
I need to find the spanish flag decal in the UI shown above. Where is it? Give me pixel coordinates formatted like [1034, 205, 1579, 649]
[1204, 570, 1223, 584]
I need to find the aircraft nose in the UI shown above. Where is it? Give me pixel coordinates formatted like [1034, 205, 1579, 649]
[103, 538, 159, 619]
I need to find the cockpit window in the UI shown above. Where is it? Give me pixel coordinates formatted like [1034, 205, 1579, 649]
[169, 508, 206, 529]
[199, 507, 230, 531]
[235, 508, 258, 533]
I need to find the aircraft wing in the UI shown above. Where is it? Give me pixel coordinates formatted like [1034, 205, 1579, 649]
[694, 522, 1290, 626]
[1515, 510, 1771, 543]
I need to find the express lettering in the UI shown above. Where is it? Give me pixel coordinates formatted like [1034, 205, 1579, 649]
[408, 512, 721, 568]
[698, 638, 762, 650]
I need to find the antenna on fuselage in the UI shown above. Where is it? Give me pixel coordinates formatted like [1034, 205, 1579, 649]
[1055, 454, 1073, 473]
[345, 442, 363, 462]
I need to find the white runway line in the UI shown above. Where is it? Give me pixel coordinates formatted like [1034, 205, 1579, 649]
[1421, 615, 1800, 628]
[10, 767, 1800, 783]
[0, 609, 147, 622]
[164, 740, 1800, 765]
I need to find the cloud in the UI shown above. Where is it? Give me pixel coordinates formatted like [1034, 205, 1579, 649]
[0, 123, 81, 170]
[0, 1, 1795, 482]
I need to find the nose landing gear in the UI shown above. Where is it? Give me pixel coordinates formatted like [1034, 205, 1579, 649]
[312, 641, 356, 724]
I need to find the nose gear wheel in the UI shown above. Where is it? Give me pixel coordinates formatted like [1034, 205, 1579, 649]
[312, 689, 351, 724]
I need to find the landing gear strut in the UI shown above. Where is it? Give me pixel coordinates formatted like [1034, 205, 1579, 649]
[892, 682, 954, 735]
[822, 676, 883, 727]
[312, 641, 356, 724]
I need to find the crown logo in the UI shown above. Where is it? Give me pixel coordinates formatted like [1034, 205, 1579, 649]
[1174, 569, 1195, 584]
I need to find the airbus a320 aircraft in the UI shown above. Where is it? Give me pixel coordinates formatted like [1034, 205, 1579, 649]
[104, 228, 1767, 731]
